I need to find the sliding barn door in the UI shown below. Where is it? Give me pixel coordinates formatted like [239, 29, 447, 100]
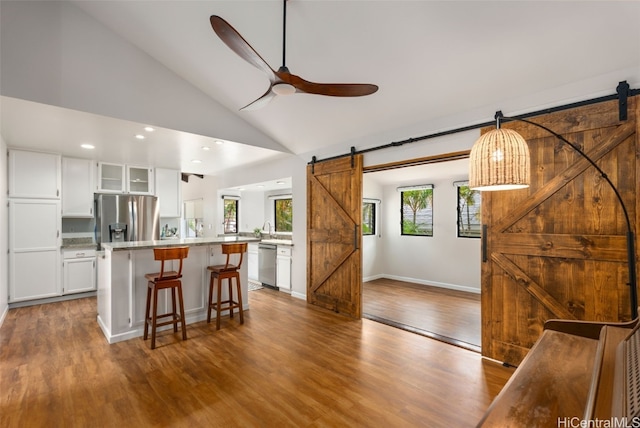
[482, 98, 639, 365]
[307, 155, 363, 318]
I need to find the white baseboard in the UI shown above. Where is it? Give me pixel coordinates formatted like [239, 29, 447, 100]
[291, 290, 306, 300]
[363, 273, 385, 282]
[0, 303, 8, 330]
[368, 274, 481, 295]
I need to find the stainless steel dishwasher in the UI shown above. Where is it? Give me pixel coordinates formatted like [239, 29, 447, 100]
[258, 243, 277, 288]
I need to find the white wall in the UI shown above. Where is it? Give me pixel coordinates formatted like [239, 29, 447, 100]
[217, 154, 308, 300]
[181, 175, 218, 238]
[240, 191, 266, 234]
[379, 178, 480, 293]
[0, 1, 285, 153]
[362, 177, 384, 281]
[0, 134, 8, 328]
[362, 157, 481, 292]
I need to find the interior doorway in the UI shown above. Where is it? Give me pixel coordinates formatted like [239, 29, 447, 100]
[362, 152, 481, 351]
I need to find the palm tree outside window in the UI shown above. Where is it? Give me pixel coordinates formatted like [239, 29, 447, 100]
[456, 182, 481, 238]
[362, 201, 376, 235]
[223, 198, 238, 234]
[399, 185, 433, 236]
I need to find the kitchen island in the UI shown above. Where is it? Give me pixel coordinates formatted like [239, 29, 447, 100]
[97, 236, 260, 344]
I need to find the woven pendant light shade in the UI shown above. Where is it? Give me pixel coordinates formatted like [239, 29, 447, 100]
[469, 128, 530, 191]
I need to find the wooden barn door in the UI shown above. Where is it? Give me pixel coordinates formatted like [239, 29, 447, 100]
[307, 155, 363, 318]
[481, 98, 639, 365]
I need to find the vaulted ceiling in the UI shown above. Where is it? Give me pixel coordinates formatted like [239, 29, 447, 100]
[1, 1, 639, 176]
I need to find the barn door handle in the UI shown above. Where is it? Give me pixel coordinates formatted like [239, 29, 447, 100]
[354, 225, 359, 250]
[482, 224, 488, 262]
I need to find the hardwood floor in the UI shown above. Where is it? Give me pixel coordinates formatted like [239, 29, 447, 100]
[363, 278, 481, 351]
[0, 288, 512, 427]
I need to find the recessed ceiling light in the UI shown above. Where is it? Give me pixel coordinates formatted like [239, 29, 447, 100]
[81, 144, 95, 149]
[191, 159, 202, 164]
[215, 140, 223, 145]
[256, 184, 264, 188]
[276, 181, 285, 184]
[144, 126, 154, 132]
[135, 134, 145, 140]
[201, 146, 211, 151]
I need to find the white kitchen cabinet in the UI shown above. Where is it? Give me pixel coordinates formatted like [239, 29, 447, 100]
[276, 246, 292, 292]
[9, 150, 61, 199]
[127, 165, 154, 194]
[97, 162, 154, 194]
[248, 243, 259, 281]
[63, 249, 96, 294]
[62, 157, 95, 217]
[9, 199, 61, 302]
[155, 168, 181, 217]
[97, 162, 125, 193]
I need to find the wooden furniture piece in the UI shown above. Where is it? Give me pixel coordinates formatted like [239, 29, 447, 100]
[143, 246, 189, 349]
[206, 242, 247, 330]
[477, 316, 640, 427]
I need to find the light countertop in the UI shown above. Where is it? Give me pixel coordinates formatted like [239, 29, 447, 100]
[101, 236, 261, 251]
[260, 239, 293, 246]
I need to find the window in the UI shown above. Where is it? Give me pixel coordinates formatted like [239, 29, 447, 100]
[362, 202, 376, 235]
[457, 183, 481, 238]
[400, 186, 433, 236]
[223, 198, 238, 234]
[274, 198, 293, 232]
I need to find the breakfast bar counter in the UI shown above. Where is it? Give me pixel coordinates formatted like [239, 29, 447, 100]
[97, 236, 259, 344]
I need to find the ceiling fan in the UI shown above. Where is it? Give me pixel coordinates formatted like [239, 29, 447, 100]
[210, 0, 378, 111]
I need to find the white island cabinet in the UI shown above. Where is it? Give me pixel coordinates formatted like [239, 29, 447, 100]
[97, 237, 258, 344]
[248, 243, 259, 281]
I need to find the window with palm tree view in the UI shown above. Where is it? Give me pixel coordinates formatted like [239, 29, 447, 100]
[362, 202, 376, 235]
[457, 184, 481, 238]
[400, 187, 433, 236]
[223, 198, 238, 234]
[274, 198, 293, 232]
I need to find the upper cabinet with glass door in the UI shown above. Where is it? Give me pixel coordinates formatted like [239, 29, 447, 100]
[97, 162, 125, 193]
[97, 162, 154, 194]
[127, 165, 154, 195]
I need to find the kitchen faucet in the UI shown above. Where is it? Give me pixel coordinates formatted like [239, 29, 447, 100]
[262, 221, 274, 238]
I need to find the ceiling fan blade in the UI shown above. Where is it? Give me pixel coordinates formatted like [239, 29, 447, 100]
[277, 70, 378, 97]
[240, 87, 277, 111]
[210, 15, 277, 81]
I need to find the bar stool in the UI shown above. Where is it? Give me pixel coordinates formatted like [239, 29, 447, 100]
[143, 246, 189, 349]
[206, 243, 247, 330]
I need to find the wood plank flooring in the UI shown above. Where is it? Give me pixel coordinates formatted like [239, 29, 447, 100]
[0, 288, 512, 427]
[363, 278, 481, 351]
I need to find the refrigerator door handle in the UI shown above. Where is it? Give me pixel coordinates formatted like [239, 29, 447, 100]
[129, 198, 137, 242]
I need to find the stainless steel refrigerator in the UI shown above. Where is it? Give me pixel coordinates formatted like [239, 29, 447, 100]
[94, 194, 160, 245]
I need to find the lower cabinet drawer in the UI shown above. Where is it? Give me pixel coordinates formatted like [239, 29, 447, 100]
[277, 246, 292, 257]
